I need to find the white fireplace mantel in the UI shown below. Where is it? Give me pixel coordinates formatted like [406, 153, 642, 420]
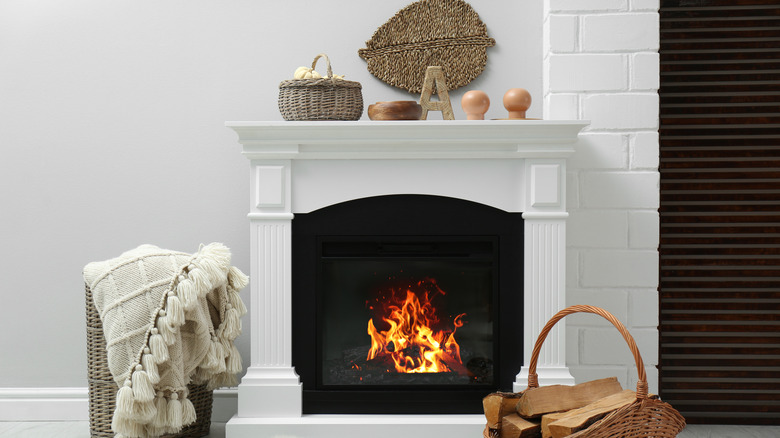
[226, 120, 588, 438]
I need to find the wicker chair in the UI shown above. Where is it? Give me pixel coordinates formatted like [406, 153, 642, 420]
[86, 285, 213, 438]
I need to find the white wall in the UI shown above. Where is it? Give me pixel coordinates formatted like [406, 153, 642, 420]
[0, 0, 540, 390]
[0, 0, 661, 419]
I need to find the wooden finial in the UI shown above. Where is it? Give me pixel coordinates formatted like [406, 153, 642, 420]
[461, 90, 490, 120]
[419, 66, 455, 120]
[503, 88, 532, 119]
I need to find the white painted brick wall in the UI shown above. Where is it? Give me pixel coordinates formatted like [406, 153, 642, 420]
[582, 14, 660, 52]
[549, 54, 627, 92]
[544, 1, 660, 393]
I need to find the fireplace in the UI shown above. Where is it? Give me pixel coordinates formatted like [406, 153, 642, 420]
[225, 120, 586, 438]
[292, 194, 523, 413]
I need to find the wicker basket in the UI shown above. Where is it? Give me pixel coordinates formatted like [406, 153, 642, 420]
[86, 285, 213, 438]
[278, 53, 363, 121]
[523, 305, 686, 438]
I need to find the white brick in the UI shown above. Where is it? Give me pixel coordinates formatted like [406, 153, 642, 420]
[545, 93, 579, 120]
[630, 0, 660, 12]
[632, 52, 660, 90]
[550, 0, 628, 12]
[567, 249, 580, 289]
[568, 210, 628, 248]
[548, 15, 578, 53]
[628, 210, 658, 249]
[582, 327, 657, 365]
[630, 131, 659, 169]
[566, 326, 580, 365]
[549, 54, 627, 92]
[570, 133, 627, 170]
[566, 170, 580, 209]
[566, 289, 628, 324]
[582, 249, 659, 287]
[629, 289, 658, 327]
[580, 171, 659, 209]
[570, 366, 629, 387]
[583, 93, 659, 130]
[582, 13, 659, 52]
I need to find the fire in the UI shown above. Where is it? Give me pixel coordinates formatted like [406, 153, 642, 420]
[366, 278, 467, 374]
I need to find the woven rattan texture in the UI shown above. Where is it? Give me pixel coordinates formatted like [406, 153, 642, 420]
[358, 0, 495, 93]
[86, 285, 213, 438]
[527, 305, 686, 438]
[278, 54, 363, 121]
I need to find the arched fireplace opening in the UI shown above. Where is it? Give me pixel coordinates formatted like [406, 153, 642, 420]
[292, 194, 524, 414]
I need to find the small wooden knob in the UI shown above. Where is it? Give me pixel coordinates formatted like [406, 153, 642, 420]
[503, 88, 532, 119]
[461, 90, 490, 120]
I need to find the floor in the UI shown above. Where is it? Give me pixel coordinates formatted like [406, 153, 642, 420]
[0, 422, 779, 437]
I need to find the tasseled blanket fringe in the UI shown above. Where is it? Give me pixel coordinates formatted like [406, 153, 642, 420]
[106, 243, 248, 438]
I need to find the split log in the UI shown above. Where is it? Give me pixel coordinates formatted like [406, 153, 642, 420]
[540, 412, 567, 438]
[499, 413, 542, 438]
[547, 389, 637, 438]
[516, 377, 623, 418]
[483, 425, 497, 438]
[483, 392, 522, 428]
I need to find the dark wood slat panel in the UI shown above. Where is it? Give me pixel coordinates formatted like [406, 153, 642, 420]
[661, 0, 780, 8]
[661, 369, 780, 379]
[659, 0, 780, 425]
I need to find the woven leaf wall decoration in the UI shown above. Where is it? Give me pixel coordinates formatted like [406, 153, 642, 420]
[358, 0, 495, 94]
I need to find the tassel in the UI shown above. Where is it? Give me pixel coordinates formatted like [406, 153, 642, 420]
[112, 413, 145, 438]
[132, 399, 155, 423]
[177, 278, 198, 310]
[166, 294, 185, 327]
[228, 266, 249, 291]
[181, 397, 197, 425]
[115, 380, 135, 417]
[152, 392, 168, 428]
[228, 289, 248, 317]
[222, 306, 241, 339]
[149, 329, 169, 363]
[203, 339, 226, 373]
[141, 349, 159, 384]
[131, 365, 155, 403]
[167, 392, 183, 430]
[226, 343, 243, 374]
[157, 313, 176, 345]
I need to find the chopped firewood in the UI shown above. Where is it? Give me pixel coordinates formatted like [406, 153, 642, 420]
[483, 392, 522, 428]
[484, 425, 498, 438]
[499, 413, 542, 438]
[517, 377, 623, 418]
[547, 389, 637, 438]
[540, 412, 567, 438]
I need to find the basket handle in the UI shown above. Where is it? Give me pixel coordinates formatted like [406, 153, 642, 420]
[311, 53, 334, 80]
[527, 305, 649, 400]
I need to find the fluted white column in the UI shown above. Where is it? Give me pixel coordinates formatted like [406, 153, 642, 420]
[237, 160, 302, 417]
[514, 160, 575, 390]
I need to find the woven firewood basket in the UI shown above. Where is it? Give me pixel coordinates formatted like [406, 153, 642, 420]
[519, 305, 686, 437]
[86, 285, 213, 438]
[278, 53, 363, 121]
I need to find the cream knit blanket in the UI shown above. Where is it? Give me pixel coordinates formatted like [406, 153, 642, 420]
[83, 243, 248, 438]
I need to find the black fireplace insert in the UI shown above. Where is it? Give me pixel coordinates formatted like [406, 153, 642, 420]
[292, 195, 523, 414]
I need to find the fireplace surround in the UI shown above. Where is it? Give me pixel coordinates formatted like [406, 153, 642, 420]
[225, 120, 587, 438]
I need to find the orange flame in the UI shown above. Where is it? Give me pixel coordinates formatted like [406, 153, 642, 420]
[366, 279, 467, 374]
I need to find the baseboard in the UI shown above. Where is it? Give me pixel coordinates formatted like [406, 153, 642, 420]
[0, 387, 238, 422]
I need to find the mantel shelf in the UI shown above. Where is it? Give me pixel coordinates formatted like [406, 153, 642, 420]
[226, 120, 588, 160]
